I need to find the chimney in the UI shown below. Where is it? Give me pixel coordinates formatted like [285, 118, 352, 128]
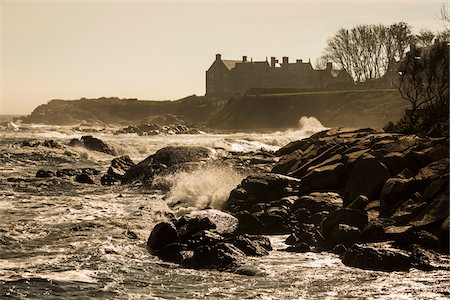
[242, 55, 247, 62]
[326, 62, 332, 71]
[282, 56, 289, 65]
[296, 59, 303, 64]
[215, 54, 222, 61]
[270, 57, 277, 67]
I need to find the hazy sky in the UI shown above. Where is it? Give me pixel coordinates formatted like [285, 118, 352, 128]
[0, 0, 447, 114]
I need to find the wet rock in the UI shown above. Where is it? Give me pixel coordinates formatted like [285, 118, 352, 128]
[345, 154, 390, 205]
[152, 146, 212, 167]
[36, 170, 55, 178]
[231, 235, 270, 256]
[178, 209, 239, 235]
[346, 195, 369, 211]
[107, 155, 135, 180]
[183, 243, 245, 270]
[147, 211, 271, 272]
[74, 173, 95, 184]
[342, 242, 412, 271]
[147, 222, 179, 254]
[321, 208, 368, 246]
[293, 192, 343, 214]
[379, 177, 415, 215]
[225, 173, 302, 214]
[301, 163, 345, 190]
[69, 135, 116, 155]
[272, 150, 303, 174]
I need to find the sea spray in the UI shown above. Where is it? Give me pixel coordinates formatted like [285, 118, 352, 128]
[297, 116, 326, 135]
[157, 165, 245, 215]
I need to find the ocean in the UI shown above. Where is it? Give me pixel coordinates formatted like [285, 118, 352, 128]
[1, 117, 449, 299]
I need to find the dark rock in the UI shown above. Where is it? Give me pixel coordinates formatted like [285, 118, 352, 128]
[345, 154, 390, 205]
[379, 177, 415, 215]
[147, 222, 179, 253]
[410, 187, 449, 228]
[330, 224, 362, 246]
[36, 170, 55, 178]
[232, 235, 270, 256]
[177, 217, 216, 240]
[256, 206, 292, 234]
[100, 174, 117, 186]
[342, 242, 412, 271]
[69, 135, 116, 155]
[361, 221, 386, 242]
[152, 146, 212, 168]
[158, 243, 183, 262]
[179, 209, 239, 235]
[321, 208, 368, 246]
[331, 244, 347, 255]
[74, 173, 95, 184]
[293, 192, 343, 214]
[383, 121, 395, 133]
[414, 158, 449, 189]
[423, 178, 447, 202]
[346, 195, 369, 211]
[108, 155, 135, 180]
[391, 200, 427, 225]
[235, 211, 266, 234]
[225, 173, 302, 214]
[284, 242, 311, 253]
[301, 163, 345, 190]
[183, 243, 245, 270]
[272, 150, 303, 174]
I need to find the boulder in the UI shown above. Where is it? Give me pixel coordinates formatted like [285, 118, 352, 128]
[107, 155, 135, 180]
[231, 235, 271, 256]
[177, 209, 238, 236]
[346, 195, 369, 211]
[293, 192, 343, 214]
[225, 173, 302, 214]
[36, 170, 55, 178]
[152, 146, 212, 168]
[341, 242, 412, 271]
[147, 222, 179, 254]
[272, 150, 303, 174]
[69, 135, 116, 155]
[414, 158, 449, 187]
[330, 224, 362, 246]
[301, 163, 345, 190]
[74, 173, 95, 184]
[379, 177, 415, 215]
[410, 187, 449, 228]
[345, 154, 390, 205]
[183, 243, 245, 270]
[321, 208, 368, 246]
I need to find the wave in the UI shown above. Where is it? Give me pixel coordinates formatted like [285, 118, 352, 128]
[157, 165, 245, 216]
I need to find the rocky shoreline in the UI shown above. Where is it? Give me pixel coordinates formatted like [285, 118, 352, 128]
[28, 127, 449, 274]
[144, 128, 449, 273]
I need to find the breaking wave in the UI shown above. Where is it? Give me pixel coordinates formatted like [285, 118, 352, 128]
[158, 165, 245, 215]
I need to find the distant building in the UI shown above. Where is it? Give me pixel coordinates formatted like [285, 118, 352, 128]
[205, 54, 353, 97]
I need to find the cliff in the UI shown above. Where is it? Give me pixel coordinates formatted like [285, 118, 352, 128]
[21, 89, 408, 129]
[207, 89, 408, 129]
[20, 96, 224, 125]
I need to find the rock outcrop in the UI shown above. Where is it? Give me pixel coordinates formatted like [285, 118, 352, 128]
[146, 209, 271, 272]
[221, 128, 449, 271]
[69, 135, 116, 156]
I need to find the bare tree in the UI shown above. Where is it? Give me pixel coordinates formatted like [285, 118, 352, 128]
[439, 3, 450, 28]
[416, 29, 435, 47]
[320, 23, 412, 82]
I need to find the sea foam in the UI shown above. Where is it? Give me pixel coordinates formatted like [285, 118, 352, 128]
[159, 165, 245, 215]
